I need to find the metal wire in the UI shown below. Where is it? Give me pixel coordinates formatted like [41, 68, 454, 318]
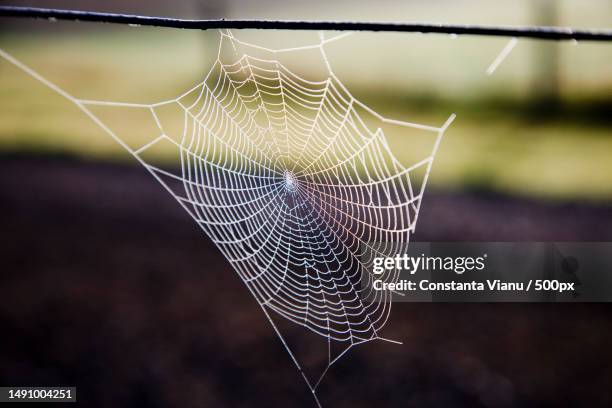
[1, 6, 612, 41]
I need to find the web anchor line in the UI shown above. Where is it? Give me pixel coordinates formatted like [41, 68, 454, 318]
[1, 6, 612, 41]
[487, 37, 519, 76]
[0, 29, 456, 406]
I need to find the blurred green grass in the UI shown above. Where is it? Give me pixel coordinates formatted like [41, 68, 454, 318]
[0, 28, 611, 202]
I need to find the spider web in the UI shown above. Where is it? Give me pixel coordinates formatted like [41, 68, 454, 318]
[0, 30, 455, 406]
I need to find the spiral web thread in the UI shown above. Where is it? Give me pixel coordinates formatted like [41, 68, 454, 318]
[0, 30, 455, 405]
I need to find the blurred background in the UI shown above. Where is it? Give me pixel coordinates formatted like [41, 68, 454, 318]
[0, 0, 611, 407]
[1, 0, 611, 199]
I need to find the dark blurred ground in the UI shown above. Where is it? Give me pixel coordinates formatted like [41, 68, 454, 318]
[1, 155, 612, 407]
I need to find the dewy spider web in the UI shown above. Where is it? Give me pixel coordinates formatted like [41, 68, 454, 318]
[0, 30, 455, 406]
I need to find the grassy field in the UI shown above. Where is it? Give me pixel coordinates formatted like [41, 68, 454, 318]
[0, 28, 611, 201]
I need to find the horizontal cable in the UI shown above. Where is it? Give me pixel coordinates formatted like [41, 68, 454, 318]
[1, 6, 612, 41]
